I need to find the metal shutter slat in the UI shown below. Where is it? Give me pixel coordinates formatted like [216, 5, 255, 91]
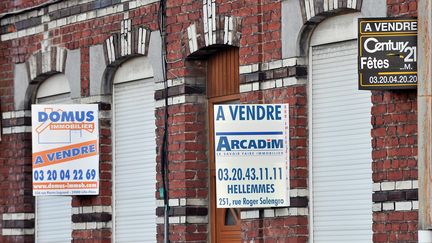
[312, 41, 372, 243]
[114, 79, 156, 242]
[36, 94, 72, 243]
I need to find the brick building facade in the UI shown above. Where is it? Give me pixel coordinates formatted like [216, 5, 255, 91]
[0, 0, 422, 242]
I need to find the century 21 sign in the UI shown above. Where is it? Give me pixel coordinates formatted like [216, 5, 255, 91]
[358, 18, 417, 90]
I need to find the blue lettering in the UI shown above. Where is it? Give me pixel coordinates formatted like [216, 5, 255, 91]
[61, 112, 75, 122]
[257, 106, 265, 120]
[247, 106, 255, 120]
[275, 105, 281, 120]
[55, 152, 62, 160]
[247, 140, 257, 149]
[89, 144, 96, 152]
[38, 112, 48, 122]
[216, 137, 284, 151]
[38, 110, 95, 122]
[72, 148, 80, 156]
[272, 139, 283, 149]
[86, 111, 94, 122]
[216, 136, 231, 151]
[81, 146, 89, 154]
[229, 106, 239, 120]
[224, 105, 283, 121]
[50, 112, 60, 122]
[75, 111, 85, 122]
[267, 106, 275, 120]
[216, 106, 225, 121]
[231, 139, 239, 149]
[34, 156, 44, 165]
[239, 106, 245, 120]
[47, 153, 55, 162]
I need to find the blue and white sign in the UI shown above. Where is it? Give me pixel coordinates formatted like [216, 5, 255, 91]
[214, 104, 289, 208]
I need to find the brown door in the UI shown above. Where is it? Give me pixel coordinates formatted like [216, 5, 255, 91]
[207, 48, 241, 243]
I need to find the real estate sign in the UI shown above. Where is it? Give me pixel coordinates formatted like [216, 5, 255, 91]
[214, 104, 289, 208]
[358, 18, 417, 90]
[32, 104, 99, 196]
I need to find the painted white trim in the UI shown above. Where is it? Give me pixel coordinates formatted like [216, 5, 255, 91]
[154, 94, 207, 107]
[112, 56, 154, 84]
[36, 74, 71, 99]
[72, 221, 112, 230]
[35, 195, 38, 242]
[307, 45, 314, 243]
[310, 12, 360, 46]
[72, 206, 112, 214]
[373, 180, 419, 191]
[2, 126, 32, 134]
[419, 230, 432, 243]
[2, 213, 35, 220]
[2, 228, 34, 235]
[240, 210, 260, 219]
[2, 110, 31, 119]
[112, 83, 117, 242]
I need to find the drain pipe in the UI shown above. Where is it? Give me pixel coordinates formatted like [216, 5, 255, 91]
[418, 1, 432, 242]
[158, 0, 170, 242]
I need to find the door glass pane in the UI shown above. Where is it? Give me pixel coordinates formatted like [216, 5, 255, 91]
[224, 209, 236, 226]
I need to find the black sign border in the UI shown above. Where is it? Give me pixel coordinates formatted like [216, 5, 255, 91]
[358, 17, 418, 90]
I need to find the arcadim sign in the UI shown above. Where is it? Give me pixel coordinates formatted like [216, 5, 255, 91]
[358, 18, 417, 90]
[214, 104, 289, 208]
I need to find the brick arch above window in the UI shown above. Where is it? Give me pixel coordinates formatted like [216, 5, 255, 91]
[25, 46, 67, 82]
[183, 15, 242, 58]
[282, 0, 385, 58]
[300, 0, 362, 23]
[103, 19, 152, 67]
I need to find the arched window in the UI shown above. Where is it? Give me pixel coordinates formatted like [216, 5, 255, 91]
[112, 56, 157, 242]
[309, 13, 372, 242]
[35, 74, 72, 243]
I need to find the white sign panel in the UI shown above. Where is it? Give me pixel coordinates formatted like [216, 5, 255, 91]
[214, 104, 289, 208]
[32, 104, 99, 196]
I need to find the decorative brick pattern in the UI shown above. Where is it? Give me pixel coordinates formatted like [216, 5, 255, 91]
[0, 0, 159, 41]
[183, 0, 242, 58]
[299, 0, 362, 23]
[26, 46, 66, 81]
[1, 213, 35, 236]
[0, 0, 51, 16]
[103, 18, 151, 66]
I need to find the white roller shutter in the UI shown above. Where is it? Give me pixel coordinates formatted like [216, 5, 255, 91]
[36, 93, 72, 243]
[311, 41, 372, 242]
[114, 79, 156, 242]
[36, 196, 72, 242]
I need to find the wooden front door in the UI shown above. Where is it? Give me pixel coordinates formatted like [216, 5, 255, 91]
[207, 48, 241, 243]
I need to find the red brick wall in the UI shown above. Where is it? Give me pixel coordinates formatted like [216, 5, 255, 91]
[371, 91, 418, 243]
[0, 2, 160, 242]
[239, 86, 308, 242]
[0, 133, 34, 243]
[370, 1, 419, 242]
[0, 40, 14, 111]
[166, 0, 282, 79]
[387, 0, 417, 17]
[155, 103, 209, 243]
[219, 0, 282, 64]
[0, 0, 51, 15]
[0, 0, 424, 242]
